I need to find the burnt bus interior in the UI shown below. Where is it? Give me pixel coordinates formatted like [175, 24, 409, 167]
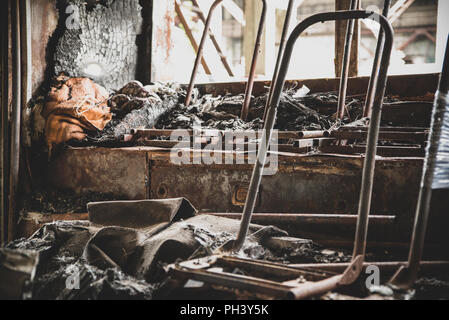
[0, 0, 448, 300]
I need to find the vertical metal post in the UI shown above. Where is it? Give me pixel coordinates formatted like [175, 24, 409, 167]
[352, 21, 394, 259]
[364, 0, 392, 118]
[263, 0, 296, 123]
[336, 0, 359, 120]
[241, 0, 267, 121]
[389, 36, 449, 289]
[185, 0, 223, 107]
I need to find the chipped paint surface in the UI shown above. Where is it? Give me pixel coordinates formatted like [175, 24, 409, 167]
[152, 0, 175, 81]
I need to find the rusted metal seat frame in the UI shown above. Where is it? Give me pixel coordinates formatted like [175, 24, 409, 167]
[263, 0, 297, 122]
[168, 10, 394, 300]
[234, 10, 393, 298]
[235, 9, 394, 255]
[240, 0, 267, 120]
[263, 1, 393, 122]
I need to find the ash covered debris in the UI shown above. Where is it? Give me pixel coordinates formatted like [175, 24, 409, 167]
[5, 221, 156, 300]
[154, 89, 341, 132]
[91, 85, 375, 145]
[97, 84, 401, 144]
[40, 75, 402, 149]
[1, 198, 363, 300]
[2, 209, 448, 300]
[22, 188, 118, 214]
[91, 81, 182, 142]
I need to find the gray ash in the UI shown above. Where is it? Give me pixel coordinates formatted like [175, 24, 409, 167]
[155, 90, 339, 132]
[23, 189, 117, 214]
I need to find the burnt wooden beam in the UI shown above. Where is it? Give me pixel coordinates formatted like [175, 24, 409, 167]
[29, 0, 58, 95]
[53, 0, 144, 90]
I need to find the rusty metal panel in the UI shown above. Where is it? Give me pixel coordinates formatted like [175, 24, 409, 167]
[148, 153, 449, 243]
[149, 162, 254, 213]
[45, 148, 449, 243]
[48, 147, 149, 200]
[148, 154, 420, 216]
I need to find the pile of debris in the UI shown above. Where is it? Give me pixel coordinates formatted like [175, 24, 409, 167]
[154, 89, 340, 132]
[0, 198, 356, 300]
[2, 198, 448, 300]
[92, 84, 400, 144]
[40, 75, 404, 149]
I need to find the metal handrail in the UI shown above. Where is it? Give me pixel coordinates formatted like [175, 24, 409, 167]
[241, 0, 267, 120]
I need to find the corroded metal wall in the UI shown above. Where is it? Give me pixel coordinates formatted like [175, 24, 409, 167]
[48, 147, 149, 200]
[46, 147, 449, 243]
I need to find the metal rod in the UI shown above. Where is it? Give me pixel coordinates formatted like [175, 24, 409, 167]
[191, 0, 235, 77]
[290, 261, 449, 275]
[132, 128, 329, 141]
[389, 36, 449, 290]
[336, 0, 359, 120]
[241, 0, 267, 121]
[352, 14, 394, 259]
[8, 0, 21, 242]
[185, 0, 223, 107]
[364, 0, 392, 118]
[175, 0, 212, 75]
[233, 10, 394, 253]
[263, 0, 296, 122]
[330, 130, 427, 143]
[202, 212, 396, 226]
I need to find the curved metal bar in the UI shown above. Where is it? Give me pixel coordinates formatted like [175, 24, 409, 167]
[191, 0, 235, 77]
[185, 0, 223, 107]
[364, 0, 392, 118]
[241, 0, 267, 120]
[233, 11, 394, 264]
[336, 0, 359, 120]
[263, 0, 296, 123]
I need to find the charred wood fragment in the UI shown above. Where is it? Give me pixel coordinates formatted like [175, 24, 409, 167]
[53, 0, 143, 90]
